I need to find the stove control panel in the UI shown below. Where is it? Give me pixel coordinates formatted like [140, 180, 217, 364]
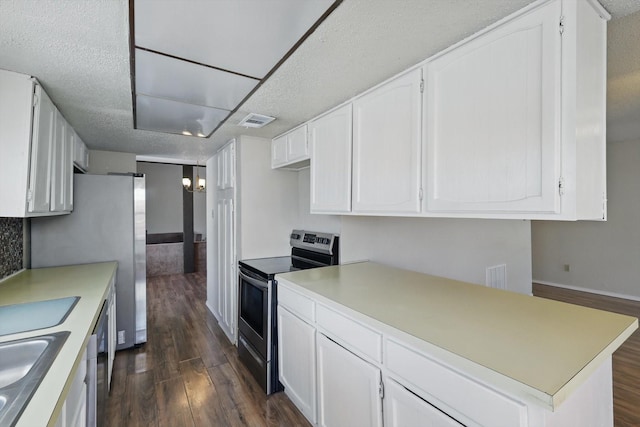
[290, 230, 338, 254]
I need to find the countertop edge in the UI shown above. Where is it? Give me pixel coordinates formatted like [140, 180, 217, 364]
[275, 263, 638, 412]
[45, 263, 117, 427]
[0, 262, 119, 427]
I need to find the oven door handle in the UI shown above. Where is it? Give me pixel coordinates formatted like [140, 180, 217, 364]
[239, 270, 269, 290]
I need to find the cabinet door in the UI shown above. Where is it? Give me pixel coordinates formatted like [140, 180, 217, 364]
[286, 125, 309, 163]
[309, 104, 352, 213]
[352, 69, 422, 214]
[63, 126, 74, 211]
[73, 132, 88, 171]
[215, 196, 236, 342]
[385, 378, 463, 427]
[424, 0, 561, 214]
[271, 135, 288, 168]
[278, 306, 317, 424]
[316, 333, 382, 427]
[50, 112, 67, 212]
[28, 86, 55, 213]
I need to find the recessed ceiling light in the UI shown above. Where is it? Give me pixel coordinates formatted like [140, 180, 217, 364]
[196, 132, 206, 138]
[182, 130, 192, 136]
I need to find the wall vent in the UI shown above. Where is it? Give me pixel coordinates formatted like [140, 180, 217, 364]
[237, 113, 276, 128]
[486, 264, 507, 290]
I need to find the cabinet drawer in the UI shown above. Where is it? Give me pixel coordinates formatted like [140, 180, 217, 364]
[278, 284, 315, 323]
[316, 304, 382, 363]
[386, 339, 527, 427]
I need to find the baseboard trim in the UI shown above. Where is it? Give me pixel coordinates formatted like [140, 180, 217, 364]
[205, 300, 216, 317]
[533, 279, 640, 303]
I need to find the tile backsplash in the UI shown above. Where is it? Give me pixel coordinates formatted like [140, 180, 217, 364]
[0, 217, 24, 279]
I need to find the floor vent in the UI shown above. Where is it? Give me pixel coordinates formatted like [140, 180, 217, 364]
[486, 264, 507, 290]
[237, 113, 276, 128]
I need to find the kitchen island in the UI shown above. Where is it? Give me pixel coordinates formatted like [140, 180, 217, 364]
[275, 262, 638, 427]
[0, 262, 117, 427]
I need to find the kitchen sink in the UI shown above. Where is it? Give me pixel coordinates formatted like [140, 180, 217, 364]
[0, 296, 79, 336]
[0, 331, 70, 426]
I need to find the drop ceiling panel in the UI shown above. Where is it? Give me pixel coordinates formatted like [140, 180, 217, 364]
[135, 49, 259, 110]
[136, 95, 229, 137]
[134, 0, 335, 78]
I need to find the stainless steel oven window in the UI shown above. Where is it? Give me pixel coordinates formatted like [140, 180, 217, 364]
[240, 279, 265, 336]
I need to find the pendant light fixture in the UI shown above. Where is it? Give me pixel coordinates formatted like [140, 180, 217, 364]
[182, 161, 206, 193]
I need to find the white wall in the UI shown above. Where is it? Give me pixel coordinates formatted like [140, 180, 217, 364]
[238, 136, 300, 259]
[532, 140, 640, 299]
[137, 162, 183, 234]
[88, 150, 136, 174]
[296, 168, 532, 294]
[340, 216, 532, 294]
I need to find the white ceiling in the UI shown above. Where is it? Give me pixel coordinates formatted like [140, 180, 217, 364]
[1, 0, 639, 163]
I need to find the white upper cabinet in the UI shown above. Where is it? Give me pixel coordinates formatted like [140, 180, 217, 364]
[424, 0, 562, 215]
[287, 125, 309, 163]
[352, 68, 422, 214]
[421, 0, 608, 220]
[273, 0, 607, 220]
[72, 131, 89, 172]
[272, 125, 309, 169]
[28, 85, 56, 214]
[50, 104, 73, 214]
[272, 135, 288, 168]
[309, 104, 353, 213]
[0, 70, 75, 217]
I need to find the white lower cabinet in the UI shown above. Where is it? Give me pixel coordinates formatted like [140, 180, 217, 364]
[107, 281, 117, 389]
[278, 306, 317, 424]
[384, 378, 463, 427]
[316, 333, 383, 427]
[277, 276, 617, 427]
[54, 347, 88, 427]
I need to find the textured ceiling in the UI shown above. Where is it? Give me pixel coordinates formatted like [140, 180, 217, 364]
[1, 0, 639, 163]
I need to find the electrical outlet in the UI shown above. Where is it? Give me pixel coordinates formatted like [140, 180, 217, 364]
[118, 330, 125, 344]
[564, 264, 571, 272]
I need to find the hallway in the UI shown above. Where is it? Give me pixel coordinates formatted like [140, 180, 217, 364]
[105, 272, 310, 427]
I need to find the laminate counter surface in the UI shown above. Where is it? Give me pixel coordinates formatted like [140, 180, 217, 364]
[0, 262, 117, 427]
[276, 262, 638, 409]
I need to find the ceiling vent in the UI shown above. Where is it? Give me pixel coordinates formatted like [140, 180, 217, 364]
[238, 113, 276, 128]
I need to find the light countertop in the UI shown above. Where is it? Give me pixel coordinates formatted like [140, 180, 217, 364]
[0, 262, 117, 427]
[276, 262, 638, 410]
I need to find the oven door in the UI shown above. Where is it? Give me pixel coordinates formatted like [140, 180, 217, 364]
[238, 268, 271, 360]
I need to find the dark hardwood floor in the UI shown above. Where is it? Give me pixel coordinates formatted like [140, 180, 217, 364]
[105, 272, 311, 427]
[533, 283, 640, 427]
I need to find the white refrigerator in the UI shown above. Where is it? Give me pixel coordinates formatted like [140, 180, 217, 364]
[30, 173, 147, 350]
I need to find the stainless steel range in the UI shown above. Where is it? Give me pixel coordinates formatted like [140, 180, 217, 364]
[238, 230, 339, 394]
